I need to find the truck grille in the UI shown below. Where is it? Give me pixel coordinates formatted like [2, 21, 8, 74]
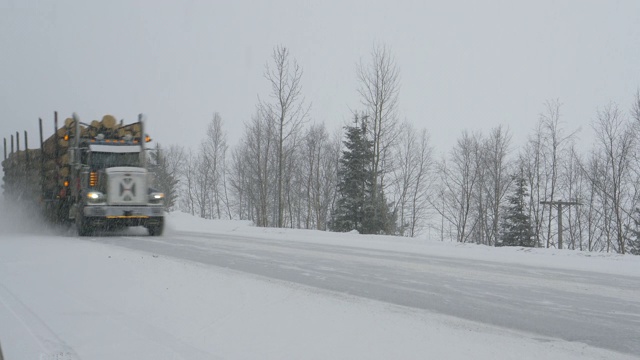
[106, 168, 147, 205]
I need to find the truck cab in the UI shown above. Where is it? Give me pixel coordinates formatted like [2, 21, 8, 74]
[70, 117, 165, 236]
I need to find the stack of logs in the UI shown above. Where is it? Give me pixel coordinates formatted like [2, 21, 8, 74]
[1, 143, 40, 203]
[2, 115, 142, 202]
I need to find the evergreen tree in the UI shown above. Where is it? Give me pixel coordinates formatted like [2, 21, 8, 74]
[331, 117, 372, 232]
[362, 187, 397, 235]
[500, 171, 534, 247]
[331, 114, 395, 234]
[149, 143, 179, 211]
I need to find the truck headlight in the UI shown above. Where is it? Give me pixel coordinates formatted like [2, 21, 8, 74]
[149, 192, 165, 204]
[86, 191, 106, 204]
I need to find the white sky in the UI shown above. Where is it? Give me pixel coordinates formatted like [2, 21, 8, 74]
[1, 0, 639, 157]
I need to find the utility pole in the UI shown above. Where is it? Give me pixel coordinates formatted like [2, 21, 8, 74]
[540, 199, 581, 249]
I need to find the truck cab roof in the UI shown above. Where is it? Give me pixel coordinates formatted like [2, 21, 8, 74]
[89, 144, 141, 153]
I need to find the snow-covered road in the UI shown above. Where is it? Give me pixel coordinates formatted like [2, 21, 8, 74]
[1, 212, 639, 359]
[98, 229, 640, 357]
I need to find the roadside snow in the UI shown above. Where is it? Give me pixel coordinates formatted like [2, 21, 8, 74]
[0, 209, 638, 359]
[165, 211, 640, 277]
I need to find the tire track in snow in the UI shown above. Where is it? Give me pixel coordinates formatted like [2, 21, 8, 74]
[0, 284, 79, 360]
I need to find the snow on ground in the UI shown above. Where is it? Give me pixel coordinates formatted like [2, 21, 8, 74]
[0, 209, 638, 359]
[166, 211, 640, 278]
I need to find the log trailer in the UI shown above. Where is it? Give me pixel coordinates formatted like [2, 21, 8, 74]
[1, 112, 164, 236]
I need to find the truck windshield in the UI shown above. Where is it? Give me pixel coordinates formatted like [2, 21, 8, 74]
[91, 151, 140, 169]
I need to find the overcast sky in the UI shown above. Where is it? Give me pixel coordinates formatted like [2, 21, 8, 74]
[1, 0, 639, 159]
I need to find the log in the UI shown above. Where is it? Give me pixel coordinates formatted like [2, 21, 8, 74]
[118, 123, 142, 139]
[101, 115, 117, 129]
[89, 120, 101, 137]
[43, 168, 59, 178]
[5, 149, 38, 163]
[43, 160, 56, 172]
[42, 137, 56, 156]
[59, 153, 70, 165]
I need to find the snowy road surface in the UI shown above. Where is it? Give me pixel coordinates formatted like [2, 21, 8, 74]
[101, 230, 640, 357]
[1, 212, 639, 359]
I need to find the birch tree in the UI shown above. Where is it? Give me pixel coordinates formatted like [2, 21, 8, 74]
[243, 111, 277, 227]
[357, 44, 401, 223]
[520, 100, 577, 248]
[591, 103, 636, 253]
[481, 126, 512, 246]
[434, 131, 482, 243]
[180, 149, 197, 216]
[520, 121, 547, 248]
[540, 100, 579, 247]
[200, 113, 230, 219]
[261, 45, 309, 228]
[301, 123, 341, 230]
[391, 122, 433, 237]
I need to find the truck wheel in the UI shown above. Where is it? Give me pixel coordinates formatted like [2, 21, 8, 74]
[147, 219, 164, 236]
[76, 213, 93, 236]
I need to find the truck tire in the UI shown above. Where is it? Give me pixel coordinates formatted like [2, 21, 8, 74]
[147, 219, 164, 236]
[76, 212, 93, 236]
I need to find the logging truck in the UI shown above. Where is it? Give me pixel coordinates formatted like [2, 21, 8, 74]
[1, 112, 164, 236]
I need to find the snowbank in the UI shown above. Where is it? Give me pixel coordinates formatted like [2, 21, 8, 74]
[165, 211, 640, 278]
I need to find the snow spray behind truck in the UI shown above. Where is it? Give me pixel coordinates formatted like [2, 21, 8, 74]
[1, 112, 165, 236]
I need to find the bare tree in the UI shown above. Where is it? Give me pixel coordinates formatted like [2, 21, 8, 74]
[237, 110, 278, 227]
[481, 125, 513, 246]
[631, 90, 640, 179]
[408, 128, 434, 237]
[540, 100, 576, 248]
[520, 100, 577, 248]
[564, 146, 586, 250]
[301, 123, 341, 230]
[357, 44, 401, 212]
[433, 131, 482, 243]
[149, 143, 185, 212]
[633, 90, 640, 124]
[230, 113, 339, 230]
[591, 103, 636, 253]
[261, 45, 310, 228]
[180, 149, 197, 216]
[320, 129, 343, 230]
[520, 121, 547, 248]
[195, 143, 212, 219]
[542, 101, 560, 247]
[229, 146, 250, 220]
[472, 154, 488, 245]
[283, 135, 303, 228]
[582, 150, 606, 251]
[390, 122, 417, 235]
[391, 122, 434, 237]
[307, 126, 342, 231]
[201, 113, 229, 219]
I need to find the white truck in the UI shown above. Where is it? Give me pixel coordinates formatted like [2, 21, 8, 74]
[2, 112, 165, 236]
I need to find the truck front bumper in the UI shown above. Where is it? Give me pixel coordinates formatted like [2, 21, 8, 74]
[83, 205, 164, 228]
[83, 205, 164, 218]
